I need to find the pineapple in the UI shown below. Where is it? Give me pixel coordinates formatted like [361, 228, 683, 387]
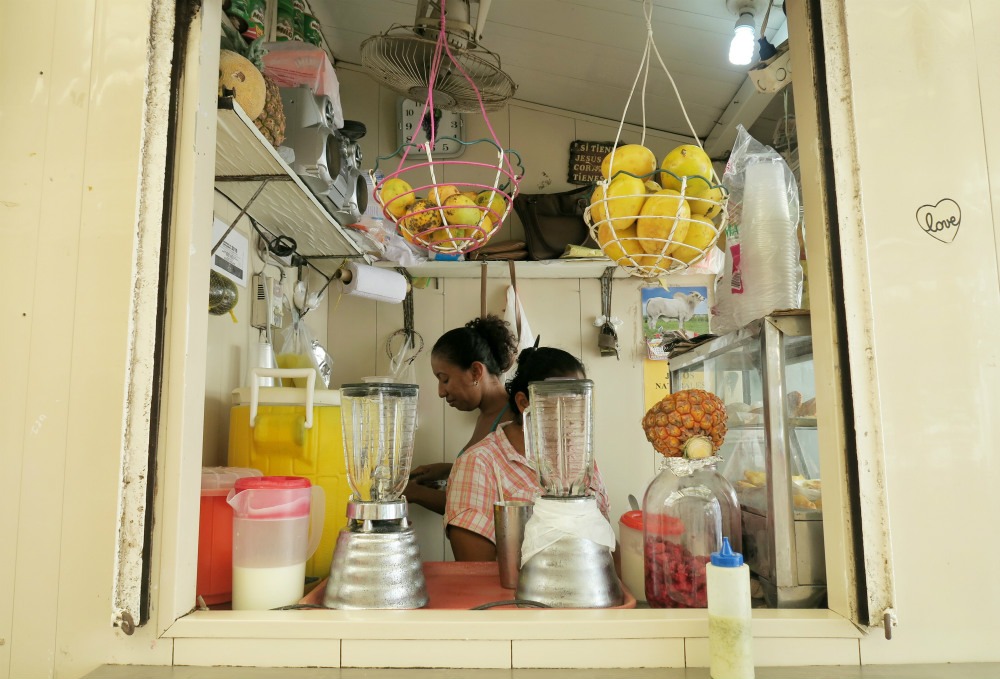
[220, 18, 286, 147]
[642, 389, 727, 459]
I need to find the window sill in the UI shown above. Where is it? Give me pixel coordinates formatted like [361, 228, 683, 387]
[165, 607, 862, 640]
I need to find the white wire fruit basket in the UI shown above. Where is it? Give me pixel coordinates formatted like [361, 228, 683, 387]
[583, 1, 729, 278]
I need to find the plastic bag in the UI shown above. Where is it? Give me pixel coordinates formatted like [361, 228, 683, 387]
[383, 230, 429, 267]
[275, 313, 333, 388]
[717, 125, 802, 329]
[520, 496, 617, 566]
[261, 42, 344, 128]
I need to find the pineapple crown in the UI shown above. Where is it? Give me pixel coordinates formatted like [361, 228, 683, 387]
[221, 17, 267, 71]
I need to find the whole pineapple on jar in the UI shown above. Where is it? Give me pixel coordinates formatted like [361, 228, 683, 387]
[220, 18, 286, 147]
[640, 389, 742, 608]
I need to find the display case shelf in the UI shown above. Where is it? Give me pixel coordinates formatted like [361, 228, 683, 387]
[214, 98, 368, 277]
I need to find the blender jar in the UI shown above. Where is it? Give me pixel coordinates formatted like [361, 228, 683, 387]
[339, 383, 418, 502]
[525, 378, 594, 497]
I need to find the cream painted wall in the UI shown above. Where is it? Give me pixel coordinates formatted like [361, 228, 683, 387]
[827, 0, 1000, 664]
[0, 0, 174, 678]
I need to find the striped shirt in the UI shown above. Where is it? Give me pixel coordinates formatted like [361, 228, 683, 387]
[444, 422, 611, 543]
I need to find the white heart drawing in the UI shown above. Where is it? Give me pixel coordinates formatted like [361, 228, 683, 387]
[916, 199, 961, 243]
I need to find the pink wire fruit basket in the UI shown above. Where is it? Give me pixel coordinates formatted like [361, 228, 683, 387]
[370, 1, 524, 256]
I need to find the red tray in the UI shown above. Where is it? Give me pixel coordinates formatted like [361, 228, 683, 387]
[302, 561, 636, 610]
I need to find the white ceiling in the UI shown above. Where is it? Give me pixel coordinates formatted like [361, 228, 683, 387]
[312, 0, 789, 148]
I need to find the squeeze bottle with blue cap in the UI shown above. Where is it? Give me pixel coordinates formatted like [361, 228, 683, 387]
[707, 537, 754, 679]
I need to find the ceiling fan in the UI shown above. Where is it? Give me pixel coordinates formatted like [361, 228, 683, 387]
[360, 0, 517, 112]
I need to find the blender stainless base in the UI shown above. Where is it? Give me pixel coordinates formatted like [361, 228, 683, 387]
[516, 498, 624, 609]
[323, 500, 428, 610]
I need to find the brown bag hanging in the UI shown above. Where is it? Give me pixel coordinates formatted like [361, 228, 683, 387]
[513, 185, 598, 261]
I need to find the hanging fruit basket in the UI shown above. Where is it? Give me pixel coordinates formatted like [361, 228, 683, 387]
[373, 136, 523, 256]
[583, 1, 729, 278]
[370, 1, 524, 256]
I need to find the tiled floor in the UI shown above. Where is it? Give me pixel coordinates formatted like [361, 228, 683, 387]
[83, 664, 1000, 679]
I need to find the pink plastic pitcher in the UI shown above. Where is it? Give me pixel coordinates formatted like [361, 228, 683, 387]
[227, 476, 325, 610]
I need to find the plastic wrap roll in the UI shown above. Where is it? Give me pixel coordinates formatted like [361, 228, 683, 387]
[340, 262, 407, 304]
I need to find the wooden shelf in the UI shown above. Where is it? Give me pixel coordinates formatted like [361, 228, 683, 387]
[375, 259, 632, 279]
[214, 98, 368, 276]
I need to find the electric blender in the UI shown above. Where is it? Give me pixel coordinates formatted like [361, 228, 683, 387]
[323, 382, 427, 609]
[516, 378, 624, 608]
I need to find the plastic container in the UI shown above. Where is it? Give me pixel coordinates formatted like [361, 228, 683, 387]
[707, 537, 755, 679]
[228, 368, 350, 580]
[618, 510, 645, 602]
[227, 476, 325, 610]
[642, 456, 742, 608]
[275, 0, 296, 41]
[197, 467, 262, 605]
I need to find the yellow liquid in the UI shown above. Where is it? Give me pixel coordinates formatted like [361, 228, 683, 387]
[708, 614, 754, 679]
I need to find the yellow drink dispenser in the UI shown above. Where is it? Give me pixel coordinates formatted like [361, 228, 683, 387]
[228, 368, 349, 580]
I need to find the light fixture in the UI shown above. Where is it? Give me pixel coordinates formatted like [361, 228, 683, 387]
[729, 10, 757, 65]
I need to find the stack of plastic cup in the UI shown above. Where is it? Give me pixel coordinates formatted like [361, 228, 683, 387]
[736, 159, 801, 326]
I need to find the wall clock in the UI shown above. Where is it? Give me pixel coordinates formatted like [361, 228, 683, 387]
[396, 97, 465, 158]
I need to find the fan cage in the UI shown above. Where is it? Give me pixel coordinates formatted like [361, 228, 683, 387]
[584, 168, 729, 279]
[360, 28, 516, 112]
[372, 138, 524, 255]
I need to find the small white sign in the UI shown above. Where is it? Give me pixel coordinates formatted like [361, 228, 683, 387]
[211, 217, 249, 287]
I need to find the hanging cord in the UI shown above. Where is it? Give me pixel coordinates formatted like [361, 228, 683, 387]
[760, 0, 774, 36]
[480, 261, 488, 319]
[507, 260, 522, 342]
[596, 267, 620, 360]
[605, 0, 723, 185]
[385, 268, 424, 377]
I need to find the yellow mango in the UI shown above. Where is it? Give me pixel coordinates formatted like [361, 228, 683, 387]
[590, 174, 646, 231]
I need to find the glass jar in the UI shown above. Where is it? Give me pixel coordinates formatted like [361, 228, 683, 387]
[339, 383, 419, 502]
[642, 456, 742, 608]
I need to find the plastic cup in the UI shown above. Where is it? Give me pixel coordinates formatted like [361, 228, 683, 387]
[743, 160, 791, 223]
[494, 501, 534, 589]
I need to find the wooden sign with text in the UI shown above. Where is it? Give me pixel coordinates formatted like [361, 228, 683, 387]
[568, 140, 621, 185]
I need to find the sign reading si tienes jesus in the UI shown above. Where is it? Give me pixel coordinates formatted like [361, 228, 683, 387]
[568, 140, 622, 185]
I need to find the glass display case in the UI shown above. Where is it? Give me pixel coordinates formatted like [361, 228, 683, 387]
[668, 312, 825, 608]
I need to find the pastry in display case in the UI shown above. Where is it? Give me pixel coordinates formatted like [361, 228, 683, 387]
[668, 312, 826, 608]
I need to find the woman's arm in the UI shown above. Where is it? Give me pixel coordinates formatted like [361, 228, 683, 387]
[447, 525, 497, 561]
[403, 481, 446, 514]
[404, 462, 454, 515]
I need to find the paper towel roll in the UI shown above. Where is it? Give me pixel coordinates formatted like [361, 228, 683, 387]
[340, 262, 407, 304]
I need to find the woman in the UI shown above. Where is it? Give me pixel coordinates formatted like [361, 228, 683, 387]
[443, 346, 612, 562]
[404, 314, 518, 515]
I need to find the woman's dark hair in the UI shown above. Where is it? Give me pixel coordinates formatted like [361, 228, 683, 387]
[432, 314, 517, 376]
[505, 347, 586, 420]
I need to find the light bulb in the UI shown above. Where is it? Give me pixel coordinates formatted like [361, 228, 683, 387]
[729, 18, 756, 66]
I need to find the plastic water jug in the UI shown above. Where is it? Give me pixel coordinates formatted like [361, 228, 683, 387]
[227, 475, 325, 610]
